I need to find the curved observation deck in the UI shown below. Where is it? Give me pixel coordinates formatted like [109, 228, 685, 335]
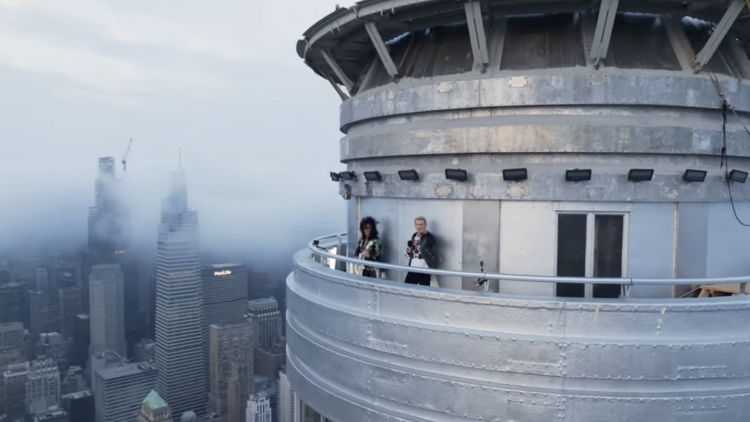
[286, 235, 750, 422]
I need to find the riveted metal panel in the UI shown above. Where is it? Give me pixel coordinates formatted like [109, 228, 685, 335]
[286, 259, 750, 422]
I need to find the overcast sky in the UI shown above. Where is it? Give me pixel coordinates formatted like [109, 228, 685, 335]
[0, 0, 346, 267]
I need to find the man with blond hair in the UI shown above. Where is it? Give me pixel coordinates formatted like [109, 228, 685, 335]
[404, 216, 437, 286]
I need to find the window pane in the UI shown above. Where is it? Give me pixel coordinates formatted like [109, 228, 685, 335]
[556, 214, 586, 297]
[593, 215, 624, 298]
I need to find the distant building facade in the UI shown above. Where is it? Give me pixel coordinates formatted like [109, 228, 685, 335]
[26, 357, 60, 414]
[201, 264, 247, 388]
[247, 298, 282, 350]
[136, 390, 173, 422]
[93, 360, 157, 422]
[208, 320, 252, 422]
[88, 264, 126, 357]
[57, 287, 81, 339]
[246, 393, 271, 422]
[0, 322, 24, 349]
[276, 370, 295, 422]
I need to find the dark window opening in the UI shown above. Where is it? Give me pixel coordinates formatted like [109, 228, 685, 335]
[593, 215, 624, 298]
[556, 214, 586, 298]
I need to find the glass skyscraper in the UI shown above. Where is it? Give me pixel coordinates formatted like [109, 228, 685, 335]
[154, 170, 206, 416]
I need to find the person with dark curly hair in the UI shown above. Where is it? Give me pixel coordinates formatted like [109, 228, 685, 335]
[354, 216, 382, 278]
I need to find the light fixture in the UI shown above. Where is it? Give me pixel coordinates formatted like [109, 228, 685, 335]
[398, 169, 419, 181]
[330, 172, 341, 182]
[340, 171, 356, 181]
[682, 169, 707, 182]
[627, 169, 654, 182]
[503, 168, 527, 181]
[364, 171, 382, 182]
[729, 169, 748, 183]
[445, 169, 468, 181]
[565, 169, 591, 182]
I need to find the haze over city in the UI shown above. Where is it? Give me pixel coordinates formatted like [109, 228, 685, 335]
[0, 0, 344, 269]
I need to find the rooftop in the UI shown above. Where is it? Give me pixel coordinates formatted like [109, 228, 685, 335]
[61, 390, 92, 399]
[143, 389, 168, 410]
[205, 263, 242, 269]
[97, 361, 156, 380]
[248, 297, 278, 308]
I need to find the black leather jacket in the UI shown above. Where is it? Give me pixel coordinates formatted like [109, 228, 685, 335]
[407, 232, 438, 268]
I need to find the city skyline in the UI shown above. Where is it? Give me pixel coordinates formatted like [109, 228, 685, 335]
[0, 0, 345, 265]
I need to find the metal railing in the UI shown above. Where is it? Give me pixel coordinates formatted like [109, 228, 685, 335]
[308, 232, 750, 296]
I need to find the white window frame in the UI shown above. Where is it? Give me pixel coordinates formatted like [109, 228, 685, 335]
[553, 208, 629, 298]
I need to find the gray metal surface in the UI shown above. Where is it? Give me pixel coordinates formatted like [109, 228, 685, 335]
[288, 249, 750, 422]
[294, 3, 750, 421]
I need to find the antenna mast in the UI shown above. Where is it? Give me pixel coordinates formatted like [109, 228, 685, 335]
[178, 144, 182, 169]
[121, 138, 133, 173]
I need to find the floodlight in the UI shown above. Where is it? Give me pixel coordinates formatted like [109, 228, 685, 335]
[627, 169, 654, 182]
[330, 172, 341, 182]
[340, 171, 356, 181]
[445, 169, 468, 181]
[398, 170, 419, 181]
[503, 168, 527, 181]
[682, 169, 706, 182]
[565, 169, 592, 182]
[729, 169, 748, 183]
[364, 171, 382, 182]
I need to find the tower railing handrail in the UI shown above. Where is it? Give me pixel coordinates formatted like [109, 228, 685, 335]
[308, 232, 750, 293]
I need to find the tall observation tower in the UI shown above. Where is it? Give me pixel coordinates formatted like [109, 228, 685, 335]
[288, 1, 750, 421]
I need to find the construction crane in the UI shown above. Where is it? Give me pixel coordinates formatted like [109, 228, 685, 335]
[121, 138, 132, 173]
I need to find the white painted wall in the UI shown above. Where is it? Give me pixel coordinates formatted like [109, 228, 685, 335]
[499, 201, 556, 296]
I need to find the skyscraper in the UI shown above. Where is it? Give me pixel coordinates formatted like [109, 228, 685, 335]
[28, 291, 48, 335]
[208, 320, 252, 421]
[94, 360, 158, 422]
[26, 357, 60, 414]
[0, 322, 24, 349]
[246, 298, 282, 350]
[136, 390, 173, 422]
[0, 282, 25, 324]
[88, 264, 126, 357]
[155, 170, 206, 416]
[87, 157, 127, 254]
[81, 156, 137, 338]
[201, 264, 247, 387]
[58, 287, 81, 339]
[276, 369, 295, 422]
[246, 393, 271, 422]
[3, 361, 28, 421]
